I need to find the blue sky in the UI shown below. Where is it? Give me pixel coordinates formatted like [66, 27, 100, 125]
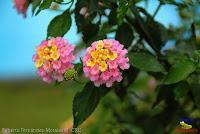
[0, 0, 180, 80]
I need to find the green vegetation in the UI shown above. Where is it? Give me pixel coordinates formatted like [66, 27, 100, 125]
[0, 80, 82, 128]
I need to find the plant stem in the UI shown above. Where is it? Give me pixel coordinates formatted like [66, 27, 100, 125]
[191, 22, 200, 50]
[68, 0, 74, 10]
[153, 2, 162, 18]
[54, 0, 73, 5]
[127, 37, 142, 52]
[128, 91, 148, 102]
[125, 14, 160, 55]
[73, 79, 84, 84]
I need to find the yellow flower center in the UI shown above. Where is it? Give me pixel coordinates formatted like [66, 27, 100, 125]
[35, 44, 59, 68]
[86, 40, 117, 72]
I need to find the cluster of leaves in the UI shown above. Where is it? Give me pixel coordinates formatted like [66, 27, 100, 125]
[29, 0, 200, 133]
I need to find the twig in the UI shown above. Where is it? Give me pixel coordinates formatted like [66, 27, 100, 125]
[128, 90, 148, 102]
[127, 37, 142, 52]
[73, 78, 84, 85]
[191, 22, 199, 50]
[153, 2, 162, 18]
[125, 13, 160, 56]
[54, 0, 73, 5]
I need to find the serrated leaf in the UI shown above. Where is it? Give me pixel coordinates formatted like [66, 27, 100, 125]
[164, 59, 196, 84]
[128, 52, 165, 72]
[73, 82, 110, 128]
[116, 22, 134, 48]
[35, 0, 53, 15]
[47, 10, 72, 38]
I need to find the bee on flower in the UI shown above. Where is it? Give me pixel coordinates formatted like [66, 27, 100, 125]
[82, 39, 130, 87]
[32, 37, 76, 83]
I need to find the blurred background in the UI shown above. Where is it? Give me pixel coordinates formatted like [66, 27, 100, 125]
[0, 0, 181, 133]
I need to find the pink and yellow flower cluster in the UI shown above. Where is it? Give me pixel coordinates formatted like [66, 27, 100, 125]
[82, 39, 130, 87]
[33, 37, 75, 83]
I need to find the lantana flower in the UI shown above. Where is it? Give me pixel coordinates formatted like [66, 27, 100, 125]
[14, 0, 30, 17]
[83, 39, 130, 87]
[33, 37, 76, 83]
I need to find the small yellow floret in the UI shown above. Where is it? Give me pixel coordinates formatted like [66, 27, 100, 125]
[99, 61, 108, 72]
[91, 51, 98, 59]
[51, 52, 60, 60]
[86, 59, 96, 67]
[37, 49, 44, 57]
[35, 59, 43, 68]
[44, 47, 50, 54]
[101, 55, 108, 60]
[44, 55, 51, 60]
[96, 41, 104, 50]
[51, 45, 57, 52]
[103, 49, 109, 55]
[108, 52, 117, 60]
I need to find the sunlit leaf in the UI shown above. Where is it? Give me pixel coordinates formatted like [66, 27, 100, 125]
[47, 10, 72, 38]
[164, 59, 196, 84]
[129, 52, 165, 72]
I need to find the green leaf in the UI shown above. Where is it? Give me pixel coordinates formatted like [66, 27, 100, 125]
[47, 10, 72, 38]
[35, 0, 53, 16]
[32, 0, 42, 15]
[82, 23, 99, 44]
[123, 65, 139, 86]
[117, 0, 132, 24]
[74, 0, 99, 32]
[73, 82, 110, 128]
[74, 62, 83, 76]
[74, 0, 87, 33]
[88, 0, 99, 13]
[54, 80, 61, 86]
[116, 22, 134, 48]
[99, 22, 112, 35]
[108, 9, 118, 25]
[152, 84, 175, 108]
[191, 83, 200, 109]
[128, 52, 165, 72]
[164, 59, 196, 84]
[173, 81, 189, 101]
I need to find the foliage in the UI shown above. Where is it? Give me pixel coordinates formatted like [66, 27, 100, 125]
[24, 0, 200, 133]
